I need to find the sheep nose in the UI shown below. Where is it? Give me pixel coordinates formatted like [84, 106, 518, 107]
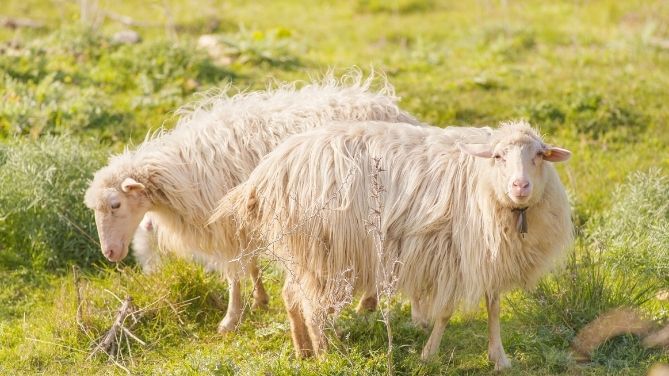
[512, 179, 530, 189]
[103, 248, 116, 261]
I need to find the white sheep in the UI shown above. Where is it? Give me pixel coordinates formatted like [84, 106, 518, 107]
[213, 120, 573, 369]
[84, 72, 422, 333]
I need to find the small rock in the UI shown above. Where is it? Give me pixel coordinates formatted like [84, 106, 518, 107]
[197, 34, 218, 48]
[184, 78, 200, 91]
[112, 30, 141, 44]
[197, 34, 232, 65]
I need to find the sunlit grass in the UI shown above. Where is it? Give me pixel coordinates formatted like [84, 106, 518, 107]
[1, 0, 668, 374]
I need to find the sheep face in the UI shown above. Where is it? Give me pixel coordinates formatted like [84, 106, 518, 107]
[85, 177, 151, 262]
[460, 132, 571, 207]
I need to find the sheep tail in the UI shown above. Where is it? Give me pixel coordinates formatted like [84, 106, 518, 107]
[208, 185, 258, 227]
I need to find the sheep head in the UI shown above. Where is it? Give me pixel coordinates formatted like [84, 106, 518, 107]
[85, 163, 152, 262]
[459, 121, 571, 208]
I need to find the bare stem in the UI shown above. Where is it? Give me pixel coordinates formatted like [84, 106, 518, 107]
[88, 296, 136, 360]
[368, 157, 395, 376]
[72, 265, 88, 335]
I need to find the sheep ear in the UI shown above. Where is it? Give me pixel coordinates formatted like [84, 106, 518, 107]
[542, 146, 571, 162]
[121, 177, 145, 192]
[458, 143, 493, 158]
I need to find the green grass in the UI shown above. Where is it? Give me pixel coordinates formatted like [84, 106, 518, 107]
[1, 0, 669, 374]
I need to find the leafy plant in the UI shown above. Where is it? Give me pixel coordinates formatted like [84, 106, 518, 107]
[206, 27, 301, 69]
[0, 136, 106, 270]
[589, 169, 669, 285]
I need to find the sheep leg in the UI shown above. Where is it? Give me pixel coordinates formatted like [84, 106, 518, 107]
[420, 308, 453, 360]
[411, 297, 429, 330]
[355, 290, 378, 313]
[282, 279, 314, 358]
[486, 291, 511, 370]
[131, 217, 162, 274]
[217, 278, 242, 333]
[301, 297, 328, 357]
[250, 258, 269, 309]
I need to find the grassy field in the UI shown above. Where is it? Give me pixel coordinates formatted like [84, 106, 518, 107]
[1, 0, 668, 374]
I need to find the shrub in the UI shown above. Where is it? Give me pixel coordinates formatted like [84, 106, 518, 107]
[588, 169, 669, 285]
[0, 136, 107, 270]
[355, 0, 435, 14]
[567, 92, 647, 142]
[481, 26, 537, 61]
[0, 73, 124, 139]
[520, 92, 647, 142]
[0, 27, 235, 141]
[205, 27, 301, 69]
[512, 243, 655, 336]
[521, 101, 566, 131]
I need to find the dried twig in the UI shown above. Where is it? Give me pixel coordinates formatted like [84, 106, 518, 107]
[647, 37, 669, 50]
[78, 0, 104, 29]
[25, 337, 88, 354]
[166, 299, 186, 326]
[367, 157, 396, 375]
[0, 16, 45, 29]
[88, 296, 137, 359]
[122, 326, 147, 346]
[58, 211, 100, 248]
[72, 265, 90, 336]
[159, 0, 177, 41]
[103, 10, 159, 28]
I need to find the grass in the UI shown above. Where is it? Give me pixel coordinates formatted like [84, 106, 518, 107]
[1, 0, 668, 374]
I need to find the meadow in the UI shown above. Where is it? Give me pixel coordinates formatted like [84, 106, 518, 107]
[1, 0, 668, 374]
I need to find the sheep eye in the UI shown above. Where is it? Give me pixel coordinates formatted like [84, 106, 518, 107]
[493, 154, 502, 160]
[111, 202, 121, 209]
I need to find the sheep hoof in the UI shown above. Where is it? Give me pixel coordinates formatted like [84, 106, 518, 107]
[413, 320, 429, 330]
[296, 348, 314, 359]
[420, 345, 438, 361]
[490, 352, 512, 371]
[217, 315, 240, 334]
[412, 317, 430, 331]
[252, 296, 269, 310]
[494, 357, 512, 371]
[420, 350, 434, 361]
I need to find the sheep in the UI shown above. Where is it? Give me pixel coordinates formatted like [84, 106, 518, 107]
[84, 72, 423, 334]
[212, 120, 573, 369]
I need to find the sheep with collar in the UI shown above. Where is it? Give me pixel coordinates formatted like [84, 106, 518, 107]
[213, 120, 573, 369]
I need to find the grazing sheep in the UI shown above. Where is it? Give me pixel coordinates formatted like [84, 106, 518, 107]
[213, 120, 573, 369]
[84, 72, 422, 333]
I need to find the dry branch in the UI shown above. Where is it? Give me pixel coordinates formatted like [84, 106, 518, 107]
[72, 265, 89, 335]
[89, 296, 139, 359]
[647, 37, 669, 50]
[0, 16, 45, 29]
[103, 10, 159, 28]
[367, 157, 396, 375]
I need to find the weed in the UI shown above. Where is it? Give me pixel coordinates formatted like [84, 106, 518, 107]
[0, 136, 106, 270]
